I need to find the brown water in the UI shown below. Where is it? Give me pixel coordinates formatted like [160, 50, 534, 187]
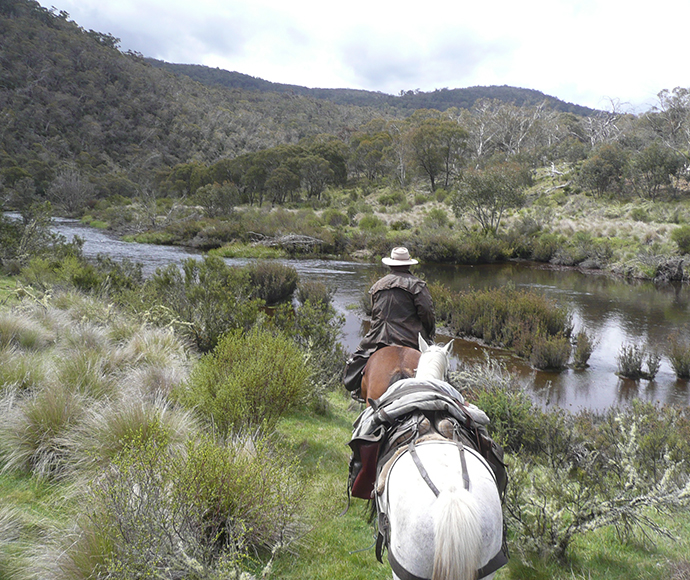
[52, 218, 690, 412]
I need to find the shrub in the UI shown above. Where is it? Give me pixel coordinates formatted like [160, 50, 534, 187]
[390, 220, 412, 231]
[667, 333, 690, 379]
[357, 214, 387, 233]
[378, 190, 405, 207]
[507, 403, 690, 560]
[423, 207, 449, 229]
[296, 279, 334, 308]
[449, 356, 543, 453]
[273, 300, 347, 401]
[139, 256, 263, 352]
[177, 327, 313, 432]
[616, 342, 661, 380]
[52, 434, 303, 580]
[428, 282, 455, 325]
[671, 225, 690, 255]
[242, 261, 299, 305]
[529, 333, 571, 371]
[321, 208, 348, 227]
[448, 286, 572, 360]
[571, 329, 596, 369]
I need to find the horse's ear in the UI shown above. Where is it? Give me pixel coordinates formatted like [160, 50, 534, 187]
[418, 333, 429, 353]
[443, 339, 454, 355]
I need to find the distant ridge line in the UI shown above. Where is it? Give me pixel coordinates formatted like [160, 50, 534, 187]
[146, 58, 598, 116]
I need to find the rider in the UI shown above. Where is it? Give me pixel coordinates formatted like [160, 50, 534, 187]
[343, 247, 435, 400]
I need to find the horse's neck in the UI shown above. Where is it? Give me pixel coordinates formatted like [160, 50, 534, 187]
[415, 351, 447, 381]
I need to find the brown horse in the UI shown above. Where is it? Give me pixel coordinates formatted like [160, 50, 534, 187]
[360, 345, 421, 405]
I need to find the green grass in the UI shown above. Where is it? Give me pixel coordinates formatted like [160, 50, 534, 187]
[0, 275, 18, 304]
[209, 242, 287, 259]
[272, 392, 395, 580]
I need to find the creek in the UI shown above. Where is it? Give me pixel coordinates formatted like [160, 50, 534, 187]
[52, 218, 690, 412]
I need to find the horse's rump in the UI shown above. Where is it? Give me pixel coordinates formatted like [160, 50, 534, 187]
[381, 441, 504, 580]
[361, 345, 420, 403]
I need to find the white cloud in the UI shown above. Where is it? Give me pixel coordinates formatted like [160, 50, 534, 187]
[39, 0, 690, 111]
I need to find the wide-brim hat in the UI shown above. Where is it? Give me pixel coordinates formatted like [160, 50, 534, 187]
[382, 247, 418, 266]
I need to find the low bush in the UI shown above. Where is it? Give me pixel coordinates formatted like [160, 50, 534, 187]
[177, 327, 313, 433]
[447, 286, 572, 361]
[274, 300, 347, 401]
[296, 279, 334, 308]
[616, 343, 659, 379]
[571, 329, 596, 369]
[667, 333, 690, 379]
[137, 256, 263, 352]
[449, 356, 543, 453]
[51, 434, 303, 580]
[671, 224, 690, 255]
[243, 261, 299, 305]
[529, 332, 571, 371]
[507, 402, 690, 561]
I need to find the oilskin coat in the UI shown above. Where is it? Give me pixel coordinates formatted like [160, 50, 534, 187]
[366, 271, 435, 350]
[343, 269, 435, 393]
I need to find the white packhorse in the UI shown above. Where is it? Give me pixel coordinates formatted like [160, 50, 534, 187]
[376, 336, 505, 580]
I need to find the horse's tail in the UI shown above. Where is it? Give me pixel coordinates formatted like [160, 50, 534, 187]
[432, 485, 482, 580]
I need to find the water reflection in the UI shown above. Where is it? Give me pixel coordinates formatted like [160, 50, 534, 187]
[46, 219, 690, 412]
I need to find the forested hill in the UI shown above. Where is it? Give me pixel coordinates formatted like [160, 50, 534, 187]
[146, 60, 597, 116]
[0, 0, 384, 195]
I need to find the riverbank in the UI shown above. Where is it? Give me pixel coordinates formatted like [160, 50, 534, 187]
[76, 177, 690, 285]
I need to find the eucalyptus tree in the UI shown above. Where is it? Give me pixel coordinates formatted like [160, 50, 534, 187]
[452, 162, 529, 235]
[408, 116, 469, 191]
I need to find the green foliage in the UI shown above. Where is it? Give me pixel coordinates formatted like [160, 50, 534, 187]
[58, 434, 303, 579]
[443, 285, 572, 360]
[452, 162, 530, 234]
[507, 402, 690, 561]
[577, 143, 628, 197]
[243, 261, 298, 305]
[178, 327, 313, 433]
[671, 225, 690, 255]
[572, 329, 596, 369]
[529, 332, 571, 371]
[295, 279, 335, 308]
[617, 343, 660, 380]
[209, 242, 287, 259]
[450, 357, 543, 453]
[666, 333, 690, 379]
[139, 256, 263, 352]
[273, 299, 347, 403]
[357, 214, 387, 233]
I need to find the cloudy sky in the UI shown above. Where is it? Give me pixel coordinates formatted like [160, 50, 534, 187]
[40, 0, 688, 112]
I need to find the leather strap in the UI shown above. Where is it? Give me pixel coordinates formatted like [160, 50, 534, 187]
[408, 438, 440, 497]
